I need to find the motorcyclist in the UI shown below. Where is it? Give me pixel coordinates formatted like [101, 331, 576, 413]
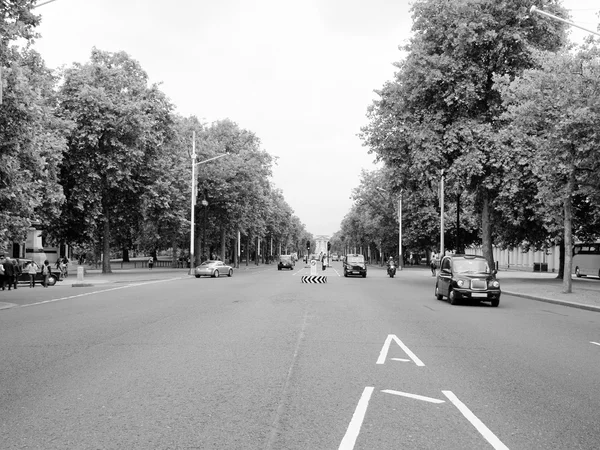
[387, 257, 396, 276]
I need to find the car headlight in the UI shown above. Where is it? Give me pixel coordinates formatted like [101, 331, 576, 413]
[457, 279, 465, 287]
[490, 280, 500, 288]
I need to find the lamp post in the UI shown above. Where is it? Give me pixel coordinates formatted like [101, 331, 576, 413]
[530, 6, 600, 38]
[440, 169, 445, 258]
[189, 132, 227, 274]
[377, 187, 403, 270]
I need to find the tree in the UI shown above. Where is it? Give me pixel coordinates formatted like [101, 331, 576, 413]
[361, 0, 568, 270]
[57, 49, 172, 273]
[498, 44, 600, 292]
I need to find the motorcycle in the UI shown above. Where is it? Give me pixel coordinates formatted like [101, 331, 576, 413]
[387, 263, 396, 278]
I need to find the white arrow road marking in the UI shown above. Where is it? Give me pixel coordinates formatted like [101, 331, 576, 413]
[338, 386, 374, 450]
[443, 391, 509, 450]
[376, 334, 425, 366]
[591, 341, 600, 346]
[390, 358, 411, 362]
[381, 389, 445, 404]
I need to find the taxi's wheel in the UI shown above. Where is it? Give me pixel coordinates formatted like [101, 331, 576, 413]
[228, 269, 233, 277]
[491, 298, 500, 307]
[195, 275, 200, 278]
[575, 266, 581, 277]
[448, 289, 459, 305]
[343, 270, 348, 277]
[435, 284, 443, 300]
[212, 270, 219, 278]
[48, 275, 57, 286]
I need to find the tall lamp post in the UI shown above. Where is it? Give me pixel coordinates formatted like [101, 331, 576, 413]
[530, 6, 600, 38]
[440, 169, 445, 258]
[189, 132, 227, 274]
[377, 187, 403, 270]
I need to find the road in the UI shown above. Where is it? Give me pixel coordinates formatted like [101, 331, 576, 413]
[1, 262, 599, 449]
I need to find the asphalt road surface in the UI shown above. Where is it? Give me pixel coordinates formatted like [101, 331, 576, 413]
[1, 262, 599, 449]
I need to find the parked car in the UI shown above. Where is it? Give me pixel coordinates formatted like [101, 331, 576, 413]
[278, 255, 295, 270]
[194, 260, 233, 278]
[435, 254, 501, 306]
[343, 254, 367, 278]
[17, 259, 62, 286]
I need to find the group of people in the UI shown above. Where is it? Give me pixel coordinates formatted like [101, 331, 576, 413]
[0, 256, 55, 290]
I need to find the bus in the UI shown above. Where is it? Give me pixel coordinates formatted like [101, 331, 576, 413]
[573, 242, 600, 278]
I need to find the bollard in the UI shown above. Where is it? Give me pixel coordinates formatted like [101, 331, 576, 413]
[77, 266, 84, 282]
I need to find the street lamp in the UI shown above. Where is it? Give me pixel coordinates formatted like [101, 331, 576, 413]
[377, 187, 403, 270]
[440, 169, 445, 258]
[530, 6, 600, 38]
[189, 132, 227, 274]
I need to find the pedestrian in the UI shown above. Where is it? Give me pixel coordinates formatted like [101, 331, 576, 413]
[322, 254, 327, 271]
[13, 258, 22, 289]
[148, 256, 154, 270]
[41, 260, 51, 287]
[0, 256, 6, 290]
[3, 257, 14, 291]
[27, 260, 38, 288]
[430, 252, 437, 277]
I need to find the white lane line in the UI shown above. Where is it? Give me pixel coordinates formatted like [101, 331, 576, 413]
[391, 358, 411, 362]
[381, 389, 445, 404]
[376, 334, 425, 366]
[338, 386, 374, 450]
[591, 341, 600, 346]
[20, 278, 182, 308]
[442, 391, 509, 450]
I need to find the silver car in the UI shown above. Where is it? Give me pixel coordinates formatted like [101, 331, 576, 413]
[194, 260, 233, 278]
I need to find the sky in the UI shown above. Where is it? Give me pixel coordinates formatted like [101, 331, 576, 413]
[30, 0, 599, 237]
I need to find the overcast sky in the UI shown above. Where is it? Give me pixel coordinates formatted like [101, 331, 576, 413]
[31, 0, 599, 237]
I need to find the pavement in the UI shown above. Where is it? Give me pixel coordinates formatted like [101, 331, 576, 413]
[1, 263, 599, 313]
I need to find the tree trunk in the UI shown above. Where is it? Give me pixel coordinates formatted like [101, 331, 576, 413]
[557, 239, 565, 280]
[102, 213, 112, 274]
[171, 230, 177, 268]
[481, 190, 495, 271]
[562, 162, 575, 293]
[245, 234, 249, 267]
[220, 228, 226, 262]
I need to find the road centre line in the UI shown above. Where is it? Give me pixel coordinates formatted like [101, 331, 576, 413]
[377, 334, 425, 366]
[381, 389, 445, 404]
[442, 390, 510, 450]
[338, 386, 374, 450]
[20, 278, 182, 308]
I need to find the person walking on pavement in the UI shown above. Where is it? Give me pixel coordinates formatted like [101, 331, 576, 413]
[0, 256, 6, 290]
[12, 258, 22, 289]
[430, 252, 438, 277]
[3, 257, 14, 290]
[41, 260, 51, 287]
[27, 260, 38, 288]
[148, 256, 154, 270]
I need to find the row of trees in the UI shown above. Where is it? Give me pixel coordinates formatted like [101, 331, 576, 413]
[338, 0, 600, 292]
[0, 2, 312, 273]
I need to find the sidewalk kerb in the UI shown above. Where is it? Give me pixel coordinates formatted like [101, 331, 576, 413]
[503, 290, 600, 313]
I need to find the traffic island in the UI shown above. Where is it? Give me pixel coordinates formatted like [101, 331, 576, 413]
[301, 275, 327, 283]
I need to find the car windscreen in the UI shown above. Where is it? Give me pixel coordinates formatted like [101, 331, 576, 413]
[347, 256, 364, 264]
[453, 259, 490, 274]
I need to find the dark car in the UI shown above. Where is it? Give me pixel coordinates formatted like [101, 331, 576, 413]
[17, 259, 62, 287]
[343, 254, 367, 278]
[278, 255, 295, 270]
[435, 254, 501, 306]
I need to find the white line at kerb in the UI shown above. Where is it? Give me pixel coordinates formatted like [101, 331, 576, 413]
[442, 390, 509, 450]
[338, 386, 374, 450]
